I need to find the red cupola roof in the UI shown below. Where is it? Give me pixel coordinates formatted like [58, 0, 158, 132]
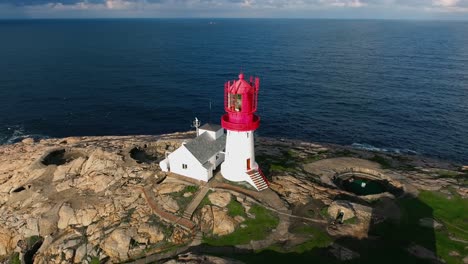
[227, 73, 254, 94]
[221, 73, 260, 132]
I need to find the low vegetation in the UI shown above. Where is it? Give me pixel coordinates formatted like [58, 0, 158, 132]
[369, 190, 468, 264]
[319, 207, 330, 219]
[226, 200, 246, 218]
[287, 225, 333, 253]
[168, 184, 199, 213]
[203, 204, 279, 246]
[369, 155, 392, 169]
[9, 253, 20, 264]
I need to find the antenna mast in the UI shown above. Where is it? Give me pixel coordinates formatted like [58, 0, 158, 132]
[191, 117, 201, 136]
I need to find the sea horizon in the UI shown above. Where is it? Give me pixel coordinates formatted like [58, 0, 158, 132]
[1, 19, 467, 163]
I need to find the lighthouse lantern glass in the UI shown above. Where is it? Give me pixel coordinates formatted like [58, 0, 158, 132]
[228, 93, 242, 112]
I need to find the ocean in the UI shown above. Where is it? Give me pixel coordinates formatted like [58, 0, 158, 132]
[0, 19, 467, 163]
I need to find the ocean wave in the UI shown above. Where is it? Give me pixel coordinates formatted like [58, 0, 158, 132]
[0, 126, 49, 145]
[351, 143, 418, 155]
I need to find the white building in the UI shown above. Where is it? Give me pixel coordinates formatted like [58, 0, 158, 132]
[159, 123, 225, 182]
[159, 73, 269, 192]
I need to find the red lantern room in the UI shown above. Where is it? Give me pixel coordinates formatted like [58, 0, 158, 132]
[221, 73, 260, 132]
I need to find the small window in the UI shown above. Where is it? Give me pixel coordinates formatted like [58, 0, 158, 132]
[182, 164, 188, 169]
[247, 132, 249, 138]
[216, 154, 219, 160]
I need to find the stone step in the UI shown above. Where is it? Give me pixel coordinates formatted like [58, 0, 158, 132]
[247, 169, 269, 191]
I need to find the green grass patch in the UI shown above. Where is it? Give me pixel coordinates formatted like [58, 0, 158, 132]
[27, 236, 42, 248]
[418, 190, 468, 241]
[319, 207, 329, 219]
[182, 185, 199, 193]
[257, 149, 301, 175]
[90, 256, 100, 264]
[147, 214, 173, 238]
[304, 154, 322, 163]
[369, 191, 468, 264]
[436, 170, 461, 178]
[333, 149, 354, 157]
[9, 252, 20, 264]
[270, 163, 297, 172]
[288, 225, 333, 253]
[168, 184, 199, 213]
[227, 200, 246, 217]
[343, 217, 358, 225]
[203, 204, 279, 246]
[369, 155, 392, 169]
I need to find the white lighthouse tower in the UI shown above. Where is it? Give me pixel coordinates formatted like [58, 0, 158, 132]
[221, 73, 269, 191]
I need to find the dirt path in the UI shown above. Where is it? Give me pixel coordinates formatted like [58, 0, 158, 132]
[140, 186, 196, 231]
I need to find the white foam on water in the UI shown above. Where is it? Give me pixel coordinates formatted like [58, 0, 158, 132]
[0, 126, 49, 145]
[351, 143, 418, 155]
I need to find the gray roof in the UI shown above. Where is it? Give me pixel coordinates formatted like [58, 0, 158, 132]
[184, 132, 226, 164]
[199, 123, 222, 132]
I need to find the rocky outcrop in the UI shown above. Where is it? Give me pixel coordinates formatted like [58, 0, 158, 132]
[270, 175, 342, 205]
[0, 132, 465, 264]
[158, 195, 180, 213]
[208, 191, 232, 207]
[327, 200, 356, 221]
[198, 205, 236, 236]
[163, 252, 245, 264]
[0, 227, 15, 256]
[326, 201, 373, 239]
[101, 228, 132, 261]
[0, 134, 191, 263]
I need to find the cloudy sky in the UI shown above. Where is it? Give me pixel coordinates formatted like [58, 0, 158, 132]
[0, 0, 467, 19]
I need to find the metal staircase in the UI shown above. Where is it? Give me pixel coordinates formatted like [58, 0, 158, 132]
[247, 169, 269, 191]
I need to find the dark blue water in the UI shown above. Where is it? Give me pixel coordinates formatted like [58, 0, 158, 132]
[1, 19, 467, 163]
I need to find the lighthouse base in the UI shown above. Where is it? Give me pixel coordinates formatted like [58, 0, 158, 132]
[221, 162, 269, 191]
[221, 130, 269, 191]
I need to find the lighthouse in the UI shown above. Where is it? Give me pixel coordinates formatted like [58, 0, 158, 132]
[221, 73, 269, 191]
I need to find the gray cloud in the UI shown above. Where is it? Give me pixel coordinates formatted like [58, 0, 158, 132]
[0, 0, 467, 18]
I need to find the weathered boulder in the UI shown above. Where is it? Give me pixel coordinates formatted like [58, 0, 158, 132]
[64, 249, 74, 261]
[57, 204, 77, 229]
[200, 205, 214, 234]
[52, 156, 87, 181]
[212, 207, 236, 236]
[157, 182, 186, 195]
[21, 218, 40, 238]
[22, 138, 35, 144]
[270, 175, 341, 205]
[208, 192, 232, 207]
[170, 226, 190, 244]
[138, 223, 165, 244]
[158, 195, 180, 213]
[81, 149, 122, 175]
[199, 205, 236, 236]
[79, 174, 114, 193]
[101, 228, 131, 261]
[0, 227, 14, 256]
[58, 204, 98, 229]
[74, 243, 91, 263]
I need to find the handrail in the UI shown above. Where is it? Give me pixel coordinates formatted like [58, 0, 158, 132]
[257, 166, 270, 186]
